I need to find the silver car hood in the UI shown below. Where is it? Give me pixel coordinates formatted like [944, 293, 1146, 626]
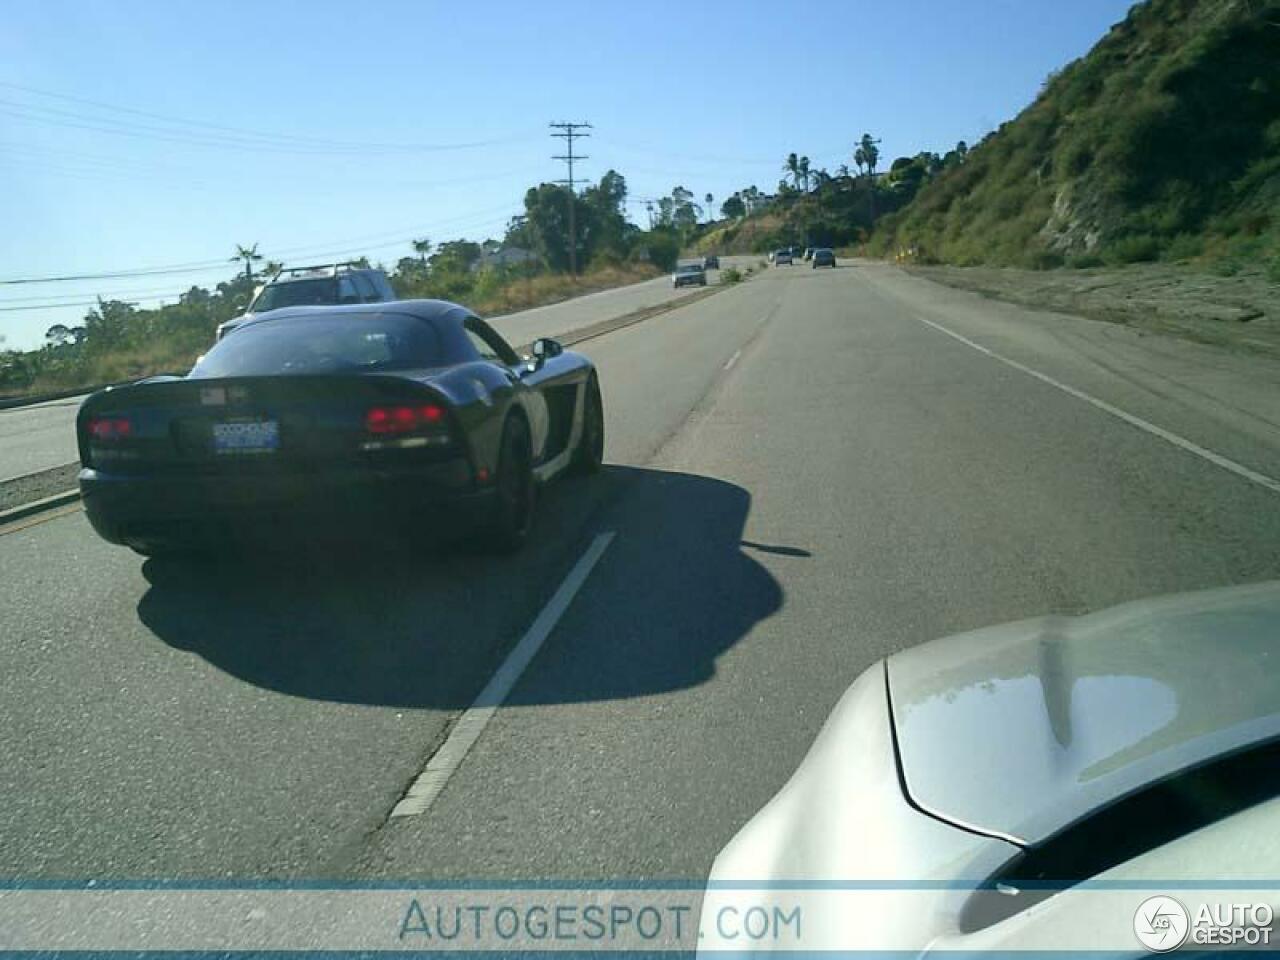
[887, 580, 1280, 846]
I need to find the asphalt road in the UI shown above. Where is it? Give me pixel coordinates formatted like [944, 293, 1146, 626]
[0, 258, 757, 485]
[2, 259, 1278, 884]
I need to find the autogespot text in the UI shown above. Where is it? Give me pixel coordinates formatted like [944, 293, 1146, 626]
[398, 898, 803, 946]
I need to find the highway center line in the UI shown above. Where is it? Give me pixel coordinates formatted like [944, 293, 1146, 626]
[389, 530, 616, 819]
[915, 314, 1280, 497]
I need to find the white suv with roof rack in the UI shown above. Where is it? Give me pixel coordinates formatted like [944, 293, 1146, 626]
[214, 262, 397, 341]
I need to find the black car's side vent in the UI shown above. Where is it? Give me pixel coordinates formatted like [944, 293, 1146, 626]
[960, 736, 1280, 932]
[543, 385, 578, 460]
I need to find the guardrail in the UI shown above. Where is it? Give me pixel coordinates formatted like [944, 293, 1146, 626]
[0, 382, 118, 412]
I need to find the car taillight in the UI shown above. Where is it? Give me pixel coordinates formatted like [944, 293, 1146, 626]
[365, 404, 446, 435]
[87, 416, 133, 441]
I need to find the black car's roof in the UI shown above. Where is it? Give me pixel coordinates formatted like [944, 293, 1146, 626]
[235, 298, 473, 335]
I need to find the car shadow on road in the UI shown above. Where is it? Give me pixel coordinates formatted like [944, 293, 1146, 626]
[135, 466, 785, 709]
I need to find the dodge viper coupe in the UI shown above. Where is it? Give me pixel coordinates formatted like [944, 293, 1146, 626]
[76, 300, 604, 556]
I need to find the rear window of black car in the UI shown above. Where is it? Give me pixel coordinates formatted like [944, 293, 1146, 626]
[190, 312, 449, 378]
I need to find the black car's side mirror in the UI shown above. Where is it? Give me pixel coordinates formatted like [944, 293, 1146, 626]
[531, 337, 564, 365]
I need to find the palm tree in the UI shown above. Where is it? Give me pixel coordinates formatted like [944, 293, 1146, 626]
[798, 156, 811, 192]
[783, 152, 800, 190]
[858, 133, 882, 223]
[704, 193, 714, 224]
[230, 243, 262, 283]
[859, 133, 881, 179]
[412, 237, 432, 265]
[853, 146, 866, 177]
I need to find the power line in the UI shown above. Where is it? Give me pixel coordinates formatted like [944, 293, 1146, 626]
[0, 81, 540, 154]
[550, 121, 591, 276]
[0, 208, 521, 317]
[0, 201, 521, 286]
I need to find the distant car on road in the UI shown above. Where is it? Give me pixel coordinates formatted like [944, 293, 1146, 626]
[215, 263, 396, 341]
[702, 254, 720, 270]
[701, 580, 1280, 954]
[78, 300, 604, 557]
[773, 249, 794, 266]
[811, 248, 836, 268]
[673, 262, 708, 288]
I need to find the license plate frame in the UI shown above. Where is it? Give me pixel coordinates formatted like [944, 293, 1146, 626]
[212, 418, 280, 455]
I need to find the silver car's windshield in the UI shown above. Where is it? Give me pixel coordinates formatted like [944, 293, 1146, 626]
[251, 278, 337, 313]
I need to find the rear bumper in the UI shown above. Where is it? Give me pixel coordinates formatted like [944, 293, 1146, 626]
[80, 460, 491, 547]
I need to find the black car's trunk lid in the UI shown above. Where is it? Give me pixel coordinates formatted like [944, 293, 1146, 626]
[79, 374, 452, 475]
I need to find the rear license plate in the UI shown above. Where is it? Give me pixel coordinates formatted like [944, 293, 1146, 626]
[212, 419, 279, 455]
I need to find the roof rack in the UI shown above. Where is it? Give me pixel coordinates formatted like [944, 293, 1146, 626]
[271, 261, 364, 280]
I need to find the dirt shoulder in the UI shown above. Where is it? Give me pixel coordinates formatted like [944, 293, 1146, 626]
[905, 262, 1280, 360]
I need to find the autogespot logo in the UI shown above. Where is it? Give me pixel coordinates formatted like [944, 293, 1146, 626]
[1134, 895, 1190, 952]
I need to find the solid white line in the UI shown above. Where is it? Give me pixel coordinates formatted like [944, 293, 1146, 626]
[724, 349, 741, 371]
[915, 314, 1280, 496]
[389, 530, 616, 818]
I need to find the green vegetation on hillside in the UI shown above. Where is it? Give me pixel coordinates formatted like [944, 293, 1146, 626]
[870, 0, 1280, 271]
[688, 137, 974, 257]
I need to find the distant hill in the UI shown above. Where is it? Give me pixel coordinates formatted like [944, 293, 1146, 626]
[870, 0, 1280, 272]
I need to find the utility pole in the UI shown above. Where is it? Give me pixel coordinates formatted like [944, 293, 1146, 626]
[550, 121, 591, 276]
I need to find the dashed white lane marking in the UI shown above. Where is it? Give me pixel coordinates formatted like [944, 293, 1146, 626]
[390, 531, 616, 818]
[724, 349, 741, 371]
[916, 314, 1280, 497]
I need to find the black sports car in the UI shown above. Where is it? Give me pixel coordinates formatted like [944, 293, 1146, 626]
[76, 300, 604, 555]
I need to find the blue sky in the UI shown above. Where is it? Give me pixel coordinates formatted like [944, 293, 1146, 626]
[1, 0, 1132, 349]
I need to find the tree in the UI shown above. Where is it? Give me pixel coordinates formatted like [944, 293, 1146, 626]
[430, 240, 482, 274]
[503, 215, 534, 251]
[721, 193, 746, 219]
[669, 186, 700, 232]
[582, 170, 630, 261]
[636, 228, 680, 271]
[44, 324, 73, 348]
[858, 133, 881, 178]
[705, 193, 714, 224]
[857, 134, 881, 222]
[798, 156, 811, 192]
[589, 170, 628, 217]
[523, 183, 581, 273]
[783, 152, 800, 190]
[412, 237, 432, 264]
[83, 298, 137, 352]
[261, 260, 283, 278]
[230, 243, 262, 283]
[955, 140, 968, 164]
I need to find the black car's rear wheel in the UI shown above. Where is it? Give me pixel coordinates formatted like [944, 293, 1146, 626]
[572, 375, 605, 474]
[484, 414, 535, 552]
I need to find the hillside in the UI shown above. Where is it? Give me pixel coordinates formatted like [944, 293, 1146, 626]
[871, 0, 1280, 272]
[691, 214, 787, 256]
